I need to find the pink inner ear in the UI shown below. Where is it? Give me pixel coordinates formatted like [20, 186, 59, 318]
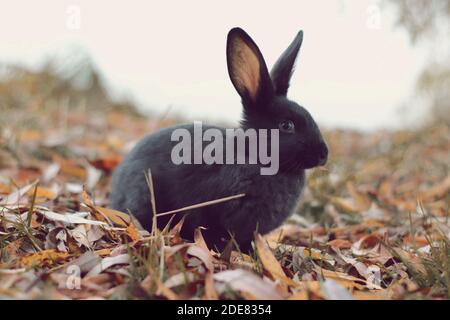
[230, 37, 261, 101]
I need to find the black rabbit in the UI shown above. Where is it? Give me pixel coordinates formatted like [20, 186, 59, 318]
[110, 28, 328, 252]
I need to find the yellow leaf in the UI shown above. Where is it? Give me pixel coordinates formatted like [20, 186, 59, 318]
[255, 233, 298, 289]
[352, 290, 389, 300]
[27, 186, 56, 200]
[126, 223, 140, 241]
[95, 206, 131, 227]
[54, 156, 86, 179]
[95, 248, 112, 256]
[20, 249, 69, 267]
[288, 291, 309, 300]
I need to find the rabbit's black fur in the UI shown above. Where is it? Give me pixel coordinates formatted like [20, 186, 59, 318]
[110, 28, 328, 252]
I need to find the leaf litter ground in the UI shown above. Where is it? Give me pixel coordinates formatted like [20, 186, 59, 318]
[0, 107, 449, 300]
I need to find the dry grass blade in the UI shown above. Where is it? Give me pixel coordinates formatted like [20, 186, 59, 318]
[156, 193, 246, 218]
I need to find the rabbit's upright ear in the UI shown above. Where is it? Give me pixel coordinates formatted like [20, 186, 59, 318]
[270, 31, 303, 96]
[227, 28, 273, 108]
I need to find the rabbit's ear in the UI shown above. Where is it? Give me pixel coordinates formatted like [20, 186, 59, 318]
[270, 31, 303, 96]
[227, 28, 273, 108]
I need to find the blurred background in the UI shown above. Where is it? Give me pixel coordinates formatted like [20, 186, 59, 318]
[0, 0, 448, 130]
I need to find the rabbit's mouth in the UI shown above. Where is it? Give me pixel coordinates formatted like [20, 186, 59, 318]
[301, 146, 328, 169]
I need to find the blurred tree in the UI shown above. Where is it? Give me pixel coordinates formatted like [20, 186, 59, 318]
[386, 0, 450, 124]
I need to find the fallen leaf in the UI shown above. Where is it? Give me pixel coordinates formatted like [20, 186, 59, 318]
[95, 206, 131, 227]
[86, 254, 130, 277]
[255, 233, 293, 290]
[328, 239, 353, 249]
[20, 250, 69, 267]
[214, 269, 283, 300]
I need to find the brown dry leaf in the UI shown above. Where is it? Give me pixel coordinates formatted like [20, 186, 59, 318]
[393, 248, 427, 275]
[194, 227, 209, 252]
[20, 249, 69, 268]
[95, 248, 112, 257]
[229, 251, 254, 270]
[255, 233, 297, 289]
[298, 247, 334, 262]
[328, 239, 353, 249]
[403, 234, 429, 248]
[168, 217, 185, 245]
[94, 206, 131, 227]
[55, 157, 86, 180]
[355, 233, 382, 250]
[27, 186, 56, 201]
[125, 223, 140, 241]
[89, 155, 122, 173]
[0, 183, 11, 194]
[314, 266, 371, 290]
[352, 290, 389, 300]
[288, 291, 309, 300]
[82, 190, 95, 207]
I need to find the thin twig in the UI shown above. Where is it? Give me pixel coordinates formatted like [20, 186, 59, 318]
[156, 193, 246, 218]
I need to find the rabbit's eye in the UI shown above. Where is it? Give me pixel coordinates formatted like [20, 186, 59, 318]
[279, 120, 295, 133]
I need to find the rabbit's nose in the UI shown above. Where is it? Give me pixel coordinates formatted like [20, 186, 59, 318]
[317, 142, 328, 166]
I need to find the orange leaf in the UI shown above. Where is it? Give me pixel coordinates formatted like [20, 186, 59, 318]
[314, 267, 370, 290]
[27, 186, 56, 200]
[0, 183, 11, 194]
[90, 155, 122, 172]
[126, 223, 141, 241]
[95, 206, 131, 227]
[328, 239, 353, 249]
[54, 156, 86, 179]
[255, 233, 297, 290]
[20, 249, 69, 267]
[403, 234, 429, 248]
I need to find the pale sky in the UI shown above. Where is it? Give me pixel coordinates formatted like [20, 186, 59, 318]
[0, 0, 428, 130]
